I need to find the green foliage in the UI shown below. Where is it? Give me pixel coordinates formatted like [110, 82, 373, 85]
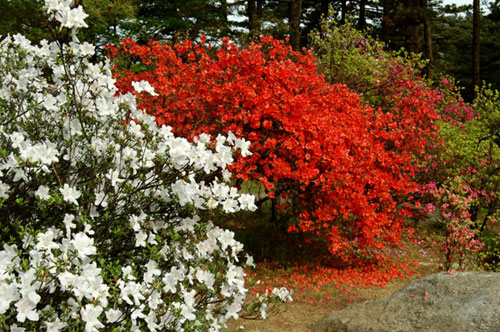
[80, 0, 136, 47]
[431, 2, 500, 101]
[128, 0, 232, 43]
[310, 14, 427, 107]
[310, 13, 444, 176]
[477, 230, 500, 271]
[437, 85, 500, 231]
[0, 0, 136, 53]
[0, 0, 48, 43]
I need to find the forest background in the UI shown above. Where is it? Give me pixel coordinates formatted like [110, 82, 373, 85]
[1, 0, 499, 101]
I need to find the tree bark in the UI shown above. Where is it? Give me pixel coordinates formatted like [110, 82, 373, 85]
[248, 0, 258, 40]
[473, 0, 481, 97]
[257, 0, 263, 19]
[220, 0, 229, 36]
[248, 0, 264, 41]
[404, 0, 424, 54]
[320, 0, 330, 17]
[359, 0, 367, 29]
[248, 0, 256, 33]
[341, 0, 347, 23]
[423, 0, 433, 79]
[289, 0, 303, 50]
[382, 0, 393, 43]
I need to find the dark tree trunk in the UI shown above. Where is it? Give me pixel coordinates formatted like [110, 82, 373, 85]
[359, 0, 367, 29]
[404, 0, 424, 54]
[341, 0, 347, 23]
[473, 0, 481, 97]
[289, 0, 303, 50]
[320, 0, 330, 17]
[423, 0, 433, 79]
[248, 0, 263, 41]
[382, 0, 393, 42]
[220, 0, 229, 36]
[248, 0, 256, 37]
[257, 0, 264, 20]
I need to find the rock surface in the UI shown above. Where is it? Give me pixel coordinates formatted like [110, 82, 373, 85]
[311, 272, 500, 332]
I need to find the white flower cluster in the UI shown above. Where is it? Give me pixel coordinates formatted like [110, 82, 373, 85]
[0, 1, 288, 331]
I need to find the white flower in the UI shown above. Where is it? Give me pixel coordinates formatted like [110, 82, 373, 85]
[57, 5, 88, 29]
[80, 304, 104, 332]
[245, 254, 255, 268]
[206, 198, 218, 209]
[71, 232, 96, 259]
[135, 231, 147, 247]
[106, 308, 122, 323]
[18, 269, 41, 303]
[222, 169, 232, 181]
[180, 289, 197, 321]
[10, 324, 26, 332]
[224, 298, 242, 320]
[144, 260, 161, 284]
[80, 42, 95, 56]
[59, 184, 81, 206]
[196, 237, 218, 258]
[0, 244, 20, 272]
[121, 266, 136, 280]
[271, 287, 293, 302]
[0, 2, 286, 326]
[238, 194, 257, 211]
[226, 264, 245, 289]
[45, 317, 67, 332]
[222, 198, 238, 213]
[119, 281, 145, 306]
[260, 303, 267, 319]
[36, 230, 59, 251]
[9, 132, 24, 149]
[12, 34, 31, 49]
[174, 216, 197, 233]
[63, 213, 76, 236]
[45, 0, 63, 14]
[196, 269, 215, 290]
[35, 185, 51, 200]
[0, 282, 19, 314]
[15, 297, 39, 322]
[58, 271, 77, 290]
[131, 80, 158, 96]
[234, 137, 252, 157]
[105, 169, 124, 188]
[162, 266, 185, 294]
[42, 94, 58, 111]
[127, 121, 145, 139]
[218, 229, 236, 250]
[0, 182, 9, 199]
[21, 141, 59, 165]
[94, 191, 108, 207]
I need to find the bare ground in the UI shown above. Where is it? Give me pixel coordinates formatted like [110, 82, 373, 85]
[224, 252, 440, 332]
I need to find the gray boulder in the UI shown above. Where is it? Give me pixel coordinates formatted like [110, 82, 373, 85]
[311, 272, 500, 332]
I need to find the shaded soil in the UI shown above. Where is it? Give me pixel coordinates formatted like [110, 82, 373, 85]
[223, 251, 440, 332]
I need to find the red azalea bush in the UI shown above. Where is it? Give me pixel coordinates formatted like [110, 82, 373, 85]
[107, 36, 436, 264]
[310, 18, 494, 271]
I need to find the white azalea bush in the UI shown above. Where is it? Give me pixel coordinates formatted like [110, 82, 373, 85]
[0, 1, 291, 331]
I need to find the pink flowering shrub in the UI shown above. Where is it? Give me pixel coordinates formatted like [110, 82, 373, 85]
[416, 82, 500, 271]
[426, 177, 486, 270]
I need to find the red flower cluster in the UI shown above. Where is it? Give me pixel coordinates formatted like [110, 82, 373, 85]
[108, 36, 437, 263]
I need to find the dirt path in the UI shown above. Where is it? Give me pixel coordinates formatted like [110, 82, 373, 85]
[224, 262, 438, 332]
